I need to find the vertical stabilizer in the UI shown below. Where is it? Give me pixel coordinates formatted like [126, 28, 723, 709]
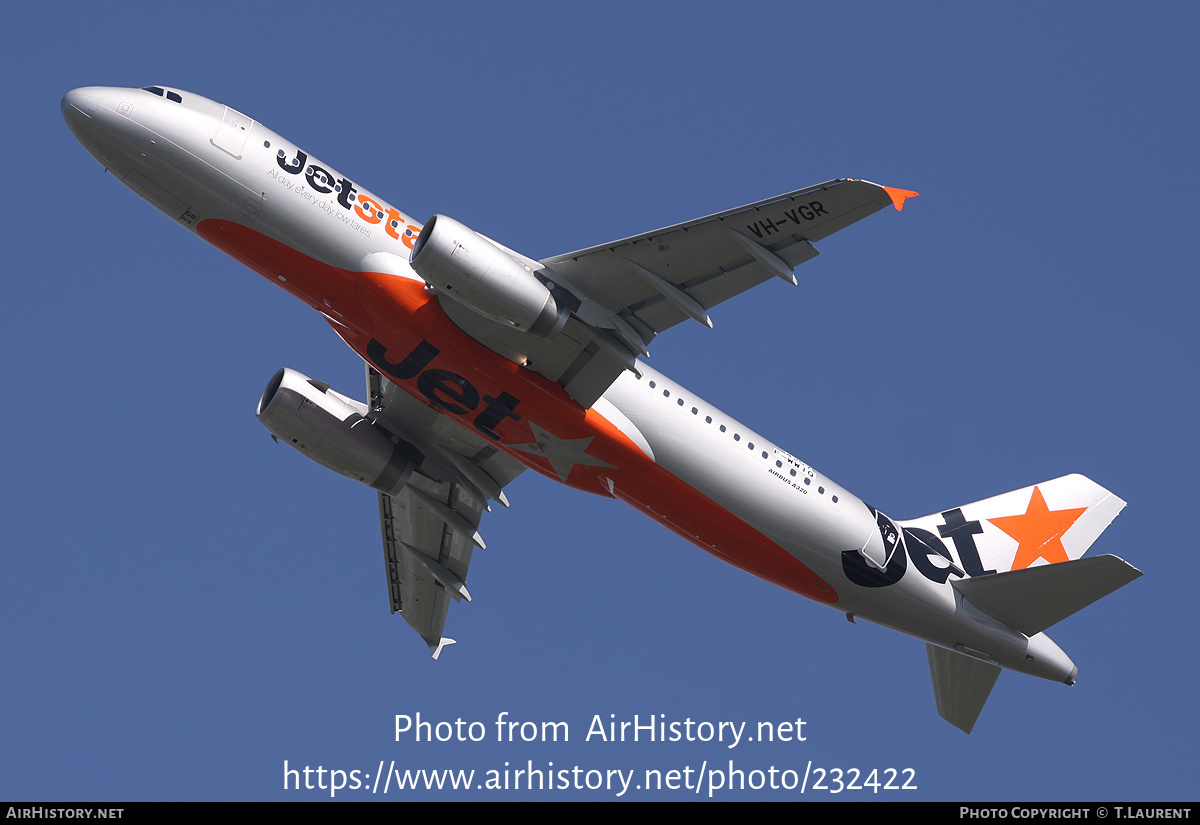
[901, 474, 1125, 576]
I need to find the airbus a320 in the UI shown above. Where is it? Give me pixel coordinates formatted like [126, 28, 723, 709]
[62, 85, 1140, 733]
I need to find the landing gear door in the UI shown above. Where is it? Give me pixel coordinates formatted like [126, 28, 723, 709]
[212, 106, 254, 159]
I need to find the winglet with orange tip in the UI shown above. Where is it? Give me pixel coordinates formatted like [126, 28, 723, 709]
[883, 186, 919, 211]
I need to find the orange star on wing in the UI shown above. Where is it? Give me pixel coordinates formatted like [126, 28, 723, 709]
[988, 486, 1088, 571]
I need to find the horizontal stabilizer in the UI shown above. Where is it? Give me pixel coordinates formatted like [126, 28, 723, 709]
[927, 644, 1001, 734]
[952, 555, 1142, 636]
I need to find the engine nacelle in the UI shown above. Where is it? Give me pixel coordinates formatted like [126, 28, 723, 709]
[410, 214, 568, 337]
[256, 368, 421, 496]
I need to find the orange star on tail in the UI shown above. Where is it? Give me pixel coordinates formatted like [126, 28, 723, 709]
[988, 486, 1088, 571]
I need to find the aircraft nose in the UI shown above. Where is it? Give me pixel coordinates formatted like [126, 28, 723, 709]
[61, 87, 144, 169]
[61, 86, 131, 129]
[61, 87, 99, 128]
[61, 87, 127, 143]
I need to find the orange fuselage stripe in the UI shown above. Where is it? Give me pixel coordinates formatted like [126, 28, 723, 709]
[197, 218, 837, 604]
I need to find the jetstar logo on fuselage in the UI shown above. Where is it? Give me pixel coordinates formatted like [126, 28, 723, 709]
[841, 506, 990, 589]
[367, 338, 523, 441]
[275, 148, 421, 247]
[841, 488, 1090, 589]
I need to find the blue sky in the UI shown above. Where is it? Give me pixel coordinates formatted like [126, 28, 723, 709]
[3, 2, 1196, 801]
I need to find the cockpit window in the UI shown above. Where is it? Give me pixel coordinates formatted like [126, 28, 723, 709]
[141, 86, 183, 104]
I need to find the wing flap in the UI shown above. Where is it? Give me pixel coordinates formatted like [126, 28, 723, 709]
[380, 489, 456, 650]
[380, 478, 481, 654]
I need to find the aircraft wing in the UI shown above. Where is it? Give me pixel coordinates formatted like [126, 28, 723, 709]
[543, 178, 914, 332]
[436, 179, 914, 407]
[366, 366, 525, 657]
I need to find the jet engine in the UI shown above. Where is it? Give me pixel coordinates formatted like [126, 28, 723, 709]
[410, 214, 569, 338]
[256, 368, 421, 496]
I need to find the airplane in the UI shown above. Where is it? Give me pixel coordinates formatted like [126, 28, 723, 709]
[62, 85, 1141, 733]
